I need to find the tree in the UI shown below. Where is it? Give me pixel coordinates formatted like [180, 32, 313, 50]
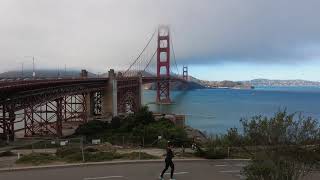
[134, 106, 155, 125]
[111, 116, 121, 129]
[75, 120, 109, 137]
[239, 110, 320, 180]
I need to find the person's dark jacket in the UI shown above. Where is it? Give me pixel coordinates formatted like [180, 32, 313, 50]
[165, 148, 174, 160]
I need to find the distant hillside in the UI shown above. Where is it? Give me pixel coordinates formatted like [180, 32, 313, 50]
[101, 70, 206, 90]
[0, 70, 97, 79]
[196, 79, 253, 89]
[244, 79, 320, 86]
[0, 69, 205, 89]
[144, 78, 205, 90]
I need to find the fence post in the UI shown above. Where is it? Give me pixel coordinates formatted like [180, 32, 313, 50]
[31, 137, 34, 153]
[139, 145, 142, 160]
[142, 137, 145, 147]
[228, 147, 230, 158]
[44, 141, 47, 153]
[80, 137, 85, 162]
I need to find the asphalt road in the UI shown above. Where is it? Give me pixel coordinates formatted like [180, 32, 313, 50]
[0, 160, 319, 180]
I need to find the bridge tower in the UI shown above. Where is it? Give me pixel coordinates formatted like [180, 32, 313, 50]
[156, 26, 171, 104]
[183, 66, 188, 81]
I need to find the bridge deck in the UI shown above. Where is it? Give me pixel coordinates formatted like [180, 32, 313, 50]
[0, 76, 187, 106]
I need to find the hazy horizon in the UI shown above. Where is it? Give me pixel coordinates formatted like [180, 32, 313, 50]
[1, 68, 320, 83]
[1, 0, 320, 81]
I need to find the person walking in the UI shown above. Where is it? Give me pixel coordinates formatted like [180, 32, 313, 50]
[159, 141, 175, 180]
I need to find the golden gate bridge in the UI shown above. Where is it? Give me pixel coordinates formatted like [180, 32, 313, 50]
[0, 26, 194, 141]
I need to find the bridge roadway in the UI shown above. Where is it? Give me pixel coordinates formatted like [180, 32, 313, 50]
[0, 76, 186, 110]
[0, 75, 189, 139]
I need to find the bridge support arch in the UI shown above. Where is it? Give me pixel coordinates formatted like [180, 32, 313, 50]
[0, 69, 145, 140]
[0, 104, 15, 141]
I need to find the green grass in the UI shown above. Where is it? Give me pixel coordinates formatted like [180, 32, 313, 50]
[120, 152, 159, 160]
[194, 147, 228, 159]
[16, 153, 59, 165]
[15, 147, 160, 165]
[0, 151, 16, 157]
[56, 147, 120, 162]
[56, 147, 81, 158]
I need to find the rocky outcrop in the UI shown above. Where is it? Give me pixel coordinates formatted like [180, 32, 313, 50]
[184, 126, 208, 143]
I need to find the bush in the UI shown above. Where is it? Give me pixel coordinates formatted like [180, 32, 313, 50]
[56, 147, 81, 158]
[242, 160, 276, 180]
[16, 153, 58, 165]
[73, 106, 190, 147]
[85, 147, 99, 152]
[0, 140, 6, 147]
[157, 139, 169, 149]
[194, 147, 228, 159]
[111, 116, 121, 129]
[85, 151, 120, 162]
[144, 119, 189, 145]
[75, 120, 109, 137]
[118, 106, 155, 133]
[120, 152, 159, 160]
[204, 147, 228, 159]
[238, 110, 320, 180]
[0, 151, 15, 157]
[56, 146, 121, 162]
[61, 152, 85, 162]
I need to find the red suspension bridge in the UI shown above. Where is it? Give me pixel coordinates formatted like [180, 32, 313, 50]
[0, 26, 196, 141]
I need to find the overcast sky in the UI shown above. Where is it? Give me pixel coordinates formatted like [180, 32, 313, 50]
[1, 0, 320, 80]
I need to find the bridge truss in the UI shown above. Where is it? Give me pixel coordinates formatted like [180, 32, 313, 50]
[0, 26, 189, 140]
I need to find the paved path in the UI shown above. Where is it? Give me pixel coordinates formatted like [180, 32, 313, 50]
[0, 160, 246, 180]
[0, 160, 319, 180]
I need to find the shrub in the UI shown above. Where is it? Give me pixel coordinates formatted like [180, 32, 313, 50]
[73, 106, 190, 148]
[0, 140, 6, 147]
[56, 147, 81, 158]
[75, 120, 109, 137]
[120, 152, 159, 160]
[194, 147, 228, 159]
[239, 110, 320, 180]
[61, 152, 85, 162]
[144, 119, 188, 145]
[111, 116, 121, 129]
[157, 139, 169, 149]
[84, 152, 119, 162]
[0, 151, 15, 157]
[204, 147, 228, 159]
[56, 146, 122, 162]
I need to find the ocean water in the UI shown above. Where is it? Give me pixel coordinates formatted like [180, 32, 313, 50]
[143, 87, 320, 134]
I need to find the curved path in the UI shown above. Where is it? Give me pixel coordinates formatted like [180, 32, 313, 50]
[0, 160, 318, 180]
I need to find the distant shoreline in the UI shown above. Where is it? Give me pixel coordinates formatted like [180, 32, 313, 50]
[205, 86, 254, 90]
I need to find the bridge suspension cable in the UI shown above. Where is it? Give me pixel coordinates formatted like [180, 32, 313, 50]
[123, 27, 183, 80]
[143, 49, 157, 72]
[123, 29, 157, 77]
[170, 32, 180, 77]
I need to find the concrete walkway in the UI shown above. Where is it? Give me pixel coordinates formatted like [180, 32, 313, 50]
[0, 159, 247, 180]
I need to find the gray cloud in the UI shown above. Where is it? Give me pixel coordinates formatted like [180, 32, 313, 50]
[0, 0, 320, 73]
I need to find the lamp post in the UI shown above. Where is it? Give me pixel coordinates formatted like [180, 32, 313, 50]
[21, 62, 24, 77]
[24, 56, 36, 79]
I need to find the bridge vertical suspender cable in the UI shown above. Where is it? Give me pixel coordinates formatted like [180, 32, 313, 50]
[123, 29, 157, 77]
[170, 31, 180, 77]
[143, 49, 157, 72]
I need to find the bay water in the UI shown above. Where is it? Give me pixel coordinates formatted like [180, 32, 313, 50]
[143, 87, 320, 134]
